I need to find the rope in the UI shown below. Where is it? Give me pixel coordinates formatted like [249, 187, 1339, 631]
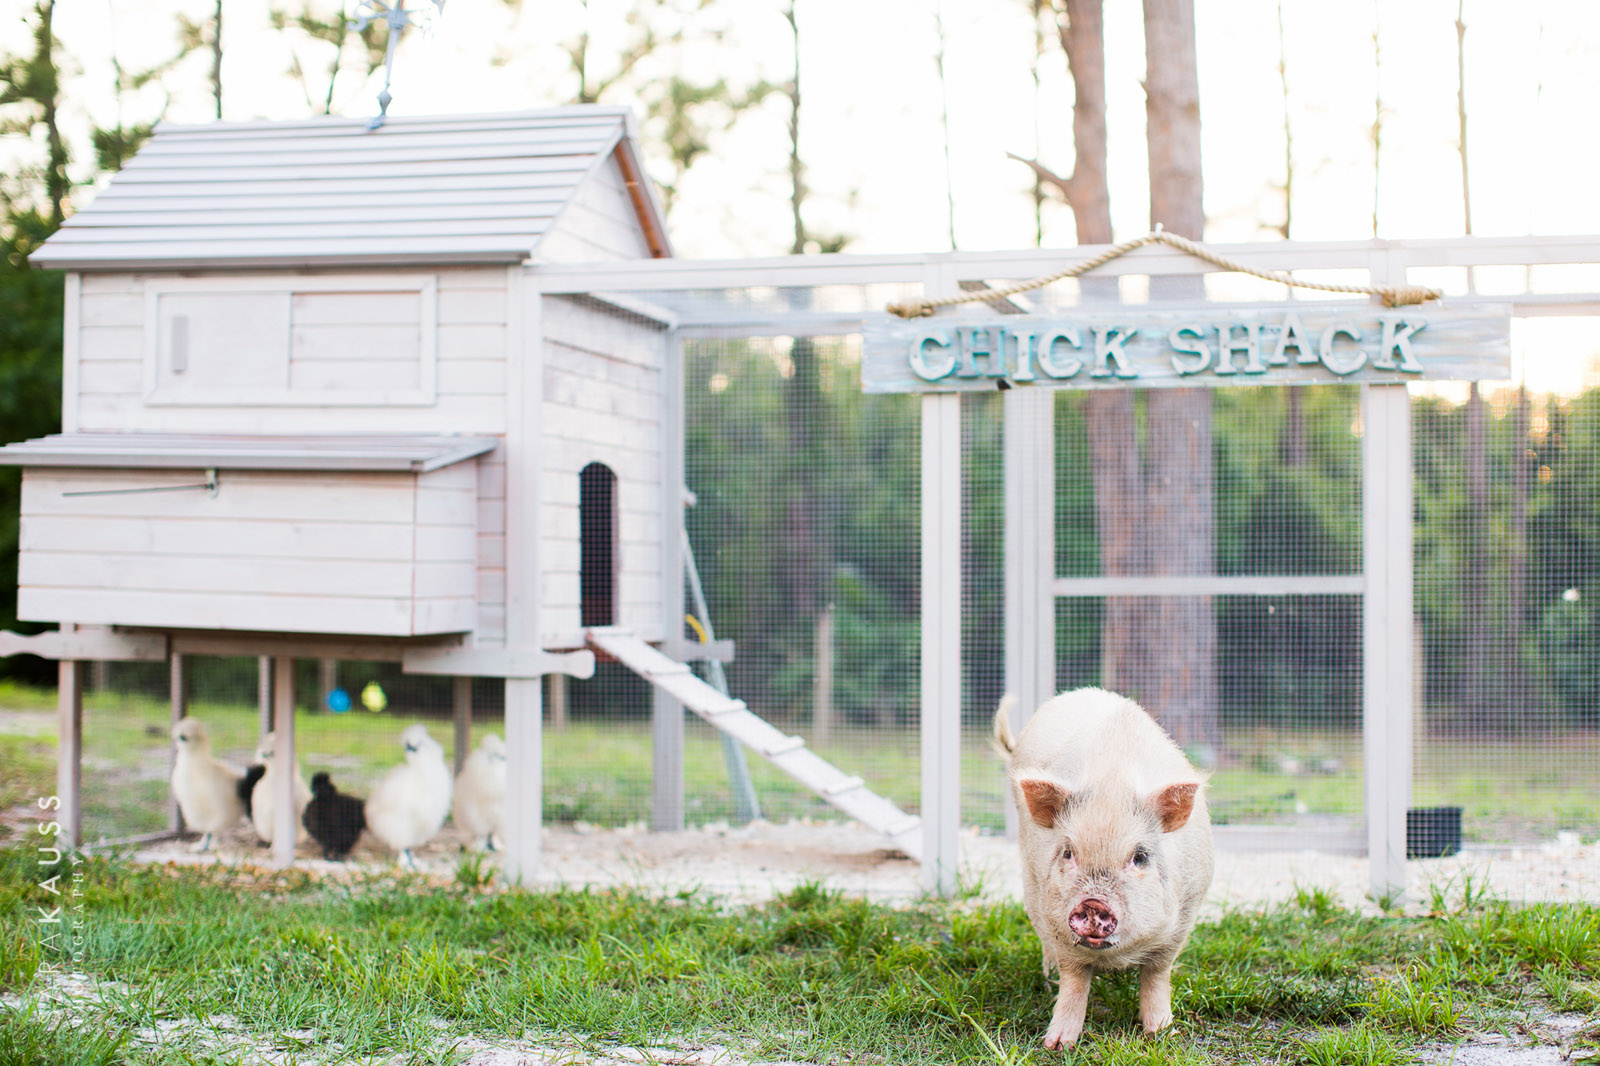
[885, 228, 1443, 318]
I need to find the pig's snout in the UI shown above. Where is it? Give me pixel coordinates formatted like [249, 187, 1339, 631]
[1068, 898, 1118, 945]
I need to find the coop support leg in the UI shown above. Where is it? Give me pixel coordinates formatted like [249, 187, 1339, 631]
[502, 677, 542, 882]
[169, 652, 186, 834]
[257, 655, 272, 743]
[651, 689, 685, 833]
[57, 659, 84, 849]
[453, 676, 472, 775]
[272, 656, 297, 869]
[548, 672, 568, 731]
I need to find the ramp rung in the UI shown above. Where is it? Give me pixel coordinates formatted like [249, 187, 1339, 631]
[822, 775, 864, 797]
[887, 817, 921, 837]
[646, 663, 693, 678]
[703, 698, 747, 716]
[763, 735, 806, 758]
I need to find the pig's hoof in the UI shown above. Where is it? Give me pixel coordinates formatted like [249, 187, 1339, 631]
[1043, 1023, 1079, 1051]
[1142, 1009, 1173, 1034]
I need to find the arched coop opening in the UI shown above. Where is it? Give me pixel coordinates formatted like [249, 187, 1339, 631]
[580, 462, 620, 628]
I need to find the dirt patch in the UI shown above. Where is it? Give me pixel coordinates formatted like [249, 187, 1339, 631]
[118, 818, 1600, 916]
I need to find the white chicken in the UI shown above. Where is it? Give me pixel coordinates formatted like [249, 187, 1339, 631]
[452, 733, 507, 852]
[249, 732, 313, 846]
[364, 724, 452, 869]
[170, 717, 245, 852]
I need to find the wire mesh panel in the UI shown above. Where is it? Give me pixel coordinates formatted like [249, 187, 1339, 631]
[679, 333, 922, 826]
[1412, 317, 1600, 847]
[951, 385, 1371, 843]
[84, 656, 503, 861]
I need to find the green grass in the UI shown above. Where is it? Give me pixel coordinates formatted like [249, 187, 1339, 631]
[1, 849, 1596, 1065]
[0, 681, 1595, 843]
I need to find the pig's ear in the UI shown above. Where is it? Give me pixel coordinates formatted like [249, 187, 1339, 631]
[1016, 777, 1072, 829]
[1149, 782, 1201, 832]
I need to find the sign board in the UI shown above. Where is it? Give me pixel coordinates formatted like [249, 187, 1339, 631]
[861, 304, 1511, 393]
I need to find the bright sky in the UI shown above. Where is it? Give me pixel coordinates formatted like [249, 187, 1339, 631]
[8, 0, 1600, 389]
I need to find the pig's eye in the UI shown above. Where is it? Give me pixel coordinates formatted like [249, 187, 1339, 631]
[1060, 844, 1074, 864]
[1131, 846, 1151, 868]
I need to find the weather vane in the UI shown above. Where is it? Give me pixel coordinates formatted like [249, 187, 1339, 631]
[351, 0, 446, 130]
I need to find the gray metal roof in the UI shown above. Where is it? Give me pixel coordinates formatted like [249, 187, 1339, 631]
[33, 107, 670, 270]
[0, 434, 498, 473]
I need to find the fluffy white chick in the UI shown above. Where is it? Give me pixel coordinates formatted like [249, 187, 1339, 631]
[170, 717, 245, 852]
[365, 724, 452, 869]
[452, 733, 507, 851]
[249, 732, 313, 846]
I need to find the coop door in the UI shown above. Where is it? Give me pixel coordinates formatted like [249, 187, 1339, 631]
[580, 462, 619, 627]
[154, 292, 292, 395]
[143, 275, 438, 406]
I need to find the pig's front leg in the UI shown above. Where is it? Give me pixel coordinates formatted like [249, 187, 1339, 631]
[1138, 960, 1175, 1034]
[1043, 966, 1092, 1050]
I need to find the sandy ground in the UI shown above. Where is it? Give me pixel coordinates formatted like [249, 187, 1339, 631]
[122, 817, 1600, 917]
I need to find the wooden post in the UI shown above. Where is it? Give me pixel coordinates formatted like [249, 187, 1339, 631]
[501, 266, 544, 882]
[503, 679, 542, 879]
[57, 659, 84, 849]
[547, 672, 568, 732]
[1362, 382, 1414, 904]
[813, 602, 835, 743]
[271, 656, 297, 868]
[257, 655, 272, 742]
[168, 652, 186, 833]
[452, 675, 472, 775]
[920, 389, 962, 894]
[1003, 386, 1056, 840]
[318, 658, 337, 709]
[652, 327, 686, 833]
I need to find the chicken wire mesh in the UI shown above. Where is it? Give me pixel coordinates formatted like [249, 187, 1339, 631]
[66, 293, 1599, 856]
[1410, 317, 1600, 847]
[75, 656, 504, 857]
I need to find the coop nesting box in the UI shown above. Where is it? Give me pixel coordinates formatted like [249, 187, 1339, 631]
[1, 106, 675, 646]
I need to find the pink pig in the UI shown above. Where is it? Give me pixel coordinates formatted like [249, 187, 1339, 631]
[994, 687, 1214, 1050]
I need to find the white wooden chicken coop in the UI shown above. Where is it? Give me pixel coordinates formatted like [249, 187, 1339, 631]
[0, 106, 922, 879]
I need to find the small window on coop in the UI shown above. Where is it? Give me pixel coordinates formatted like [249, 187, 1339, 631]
[580, 462, 619, 627]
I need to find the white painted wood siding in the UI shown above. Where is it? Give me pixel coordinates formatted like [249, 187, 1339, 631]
[74, 266, 507, 434]
[18, 464, 476, 637]
[537, 155, 652, 263]
[538, 295, 667, 645]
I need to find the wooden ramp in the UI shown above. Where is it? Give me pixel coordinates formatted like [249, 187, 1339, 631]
[588, 628, 922, 860]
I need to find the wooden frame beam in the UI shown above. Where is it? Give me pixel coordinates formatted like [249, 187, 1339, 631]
[271, 656, 297, 868]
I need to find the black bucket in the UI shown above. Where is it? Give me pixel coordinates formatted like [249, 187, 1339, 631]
[1406, 806, 1463, 858]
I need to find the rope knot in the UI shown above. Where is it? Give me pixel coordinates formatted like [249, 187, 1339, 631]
[1379, 285, 1444, 308]
[886, 299, 936, 319]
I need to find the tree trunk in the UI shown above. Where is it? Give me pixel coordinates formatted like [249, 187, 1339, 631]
[1051, 0, 1148, 698]
[780, 3, 830, 699]
[211, 0, 223, 119]
[1508, 384, 1529, 716]
[34, 0, 68, 226]
[1141, 0, 1218, 760]
[1276, 2, 1305, 469]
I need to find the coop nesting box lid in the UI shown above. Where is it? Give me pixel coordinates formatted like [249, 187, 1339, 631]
[31, 106, 671, 271]
[0, 433, 497, 473]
